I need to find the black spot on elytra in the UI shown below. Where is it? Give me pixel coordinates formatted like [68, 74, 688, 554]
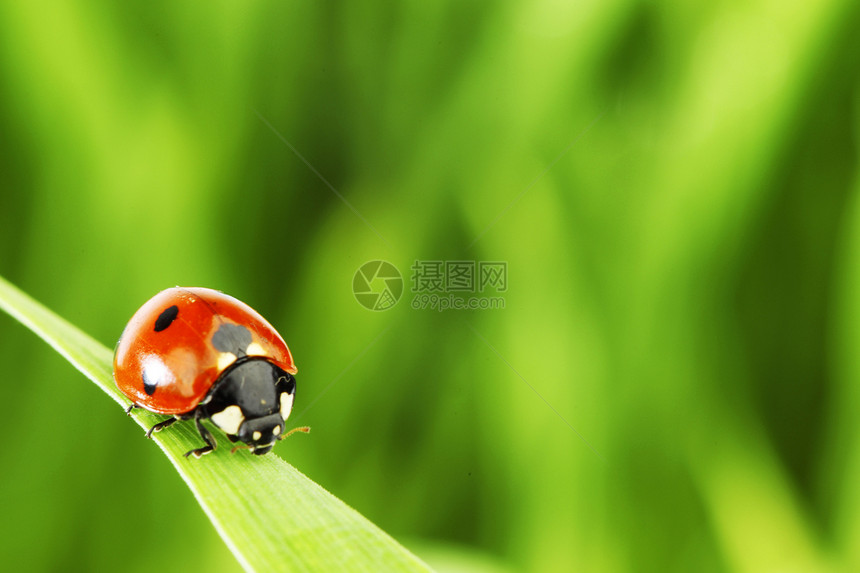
[142, 369, 157, 395]
[154, 305, 179, 332]
[211, 323, 253, 355]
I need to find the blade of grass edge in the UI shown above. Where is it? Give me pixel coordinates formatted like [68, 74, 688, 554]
[0, 275, 432, 573]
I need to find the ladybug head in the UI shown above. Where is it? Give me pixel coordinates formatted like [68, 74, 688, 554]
[237, 413, 284, 455]
[205, 358, 307, 456]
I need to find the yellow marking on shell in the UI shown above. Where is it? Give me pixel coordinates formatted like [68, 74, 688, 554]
[217, 352, 236, 371]
[246, 342, 266, 356]
[252, 431, 262, 441]
[210, 405, 244, 435]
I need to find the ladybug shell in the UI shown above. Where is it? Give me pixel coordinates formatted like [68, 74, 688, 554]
[114, 287, 297, 415]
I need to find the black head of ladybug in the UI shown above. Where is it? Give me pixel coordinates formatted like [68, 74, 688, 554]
[200, 358, 299, 455]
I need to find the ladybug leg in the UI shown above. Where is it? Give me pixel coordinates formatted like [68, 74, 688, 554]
[184, 411, 217, 458]
[125, 403, 140, 415]
[145, 416, 177, 439]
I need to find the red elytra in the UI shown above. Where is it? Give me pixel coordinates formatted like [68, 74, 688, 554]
[114, 287, 297, 415]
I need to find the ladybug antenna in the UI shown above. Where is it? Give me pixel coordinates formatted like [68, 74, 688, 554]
[279, 426, 311, 441]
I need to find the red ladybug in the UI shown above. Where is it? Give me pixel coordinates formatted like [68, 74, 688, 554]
[114, 287, 309, 458]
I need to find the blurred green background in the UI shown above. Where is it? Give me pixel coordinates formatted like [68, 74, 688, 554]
[1, 1, 859, 572]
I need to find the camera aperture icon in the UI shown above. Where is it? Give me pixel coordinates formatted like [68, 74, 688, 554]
[353, 260, 403, 311]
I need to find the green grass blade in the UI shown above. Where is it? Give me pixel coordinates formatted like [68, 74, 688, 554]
[0, 275, 431, 573]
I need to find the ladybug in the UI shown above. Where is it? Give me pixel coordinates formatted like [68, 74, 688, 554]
[114, 287, 309, 458]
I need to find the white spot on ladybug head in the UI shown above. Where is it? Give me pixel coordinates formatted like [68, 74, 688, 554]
[279, 392, 294, 421]
[252, 431, 262, 441]
[217, 352, 236, 372]
[272, 425, 281, 436]
[246, 342, 266, 357]
[210, 405, 244, 435]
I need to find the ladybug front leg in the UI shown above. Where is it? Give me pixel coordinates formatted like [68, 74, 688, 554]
[184, 410, 217, 458]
